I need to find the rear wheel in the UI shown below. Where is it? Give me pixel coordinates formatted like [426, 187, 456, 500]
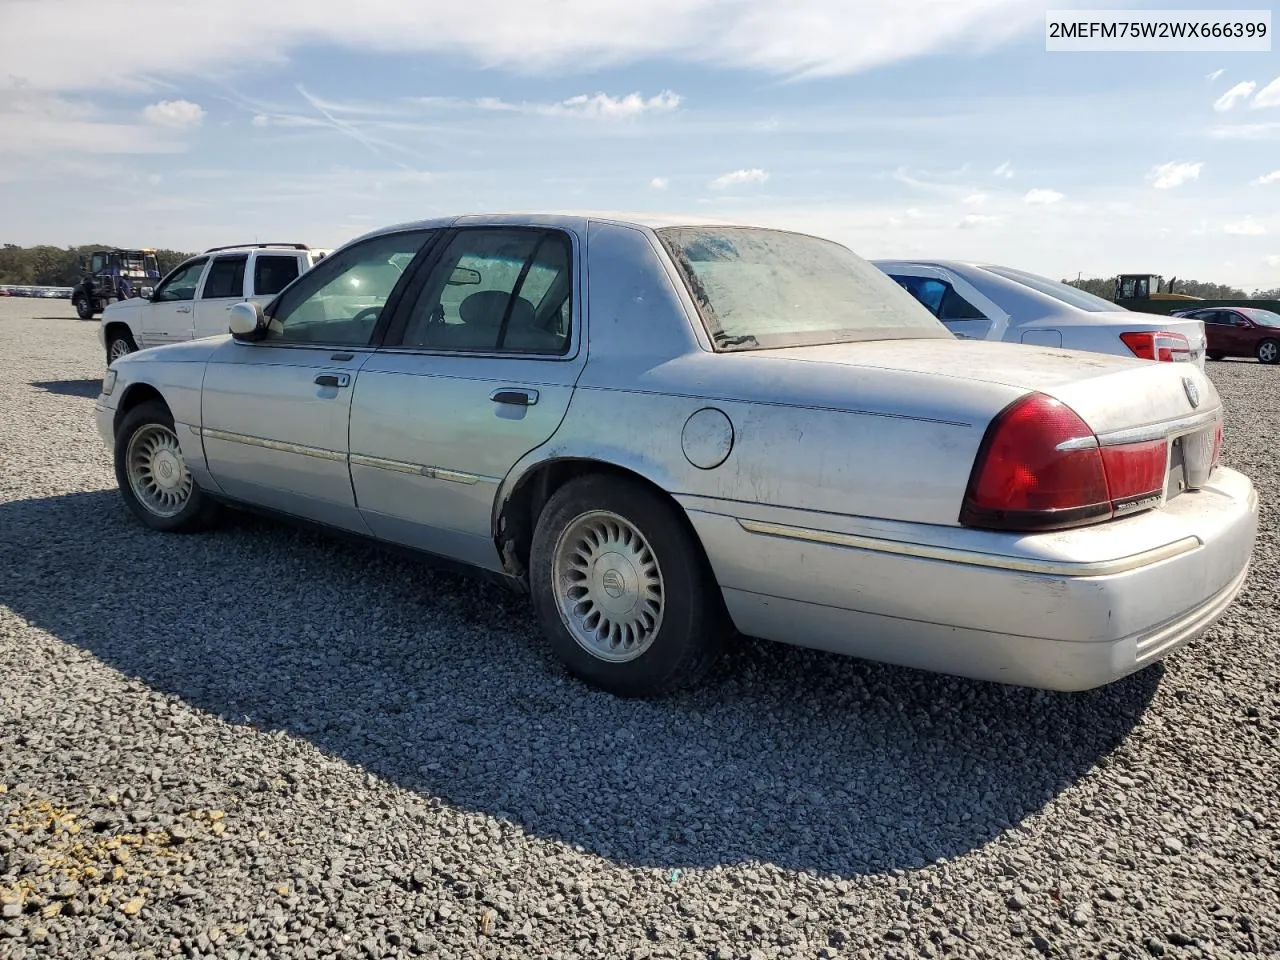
[1257, 339, 1279, 365]
[106, 329, 137, 363]
[74, 296, 93, 320]
[529, 474, 727, 698]
[113, 399, 219, 532]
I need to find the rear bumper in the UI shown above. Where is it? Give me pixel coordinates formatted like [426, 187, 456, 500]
[683, 466, 1258, 691]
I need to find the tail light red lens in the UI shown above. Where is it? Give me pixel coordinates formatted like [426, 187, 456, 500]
[1119, 330, 1191, 362]
[961, 393, 1170, 532]
[1211, 419, 1224, 467]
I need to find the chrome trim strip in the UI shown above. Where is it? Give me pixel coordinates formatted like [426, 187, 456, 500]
[1097, 410, 1218, 447]
[198, 427, 347, 463]
[349, 452, 483, 485]
[737, 519, 1201, 577]
[1056, 435, 1099, 452]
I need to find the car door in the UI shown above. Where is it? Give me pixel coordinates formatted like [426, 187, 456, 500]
[249, 252, 304, 307]
[199, 229, 438, 532]
[191, 253, 248, 339]
[348, 226, 584, 571]
[141, 257, 208, 347]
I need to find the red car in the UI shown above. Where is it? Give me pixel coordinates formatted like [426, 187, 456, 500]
[1174, 306, 1280, 364]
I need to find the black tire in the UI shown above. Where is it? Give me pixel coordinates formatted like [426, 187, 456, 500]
[1207, 352, 1224, 361]
[528, 474, 727, 698]
[113, 399, 220, 533]
[74, 296, 93, 320]
[106, 329, 138, 364]
[1257, 339, 1279, 365]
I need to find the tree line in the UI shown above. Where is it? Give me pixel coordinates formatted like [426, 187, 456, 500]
[0, 244, 197, 287]
[1066, 276, 1280, 300]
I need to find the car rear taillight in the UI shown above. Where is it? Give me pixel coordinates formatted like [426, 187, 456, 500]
[960, 393, 1169, 532]
[1119, 330, 1191, 362]
[1211, 419, 1223, 467]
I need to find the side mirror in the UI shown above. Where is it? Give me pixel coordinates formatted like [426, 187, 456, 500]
[1236, 319, 1251, 327]
[229, 300, 267, 340]
[139, 287, 154, 301]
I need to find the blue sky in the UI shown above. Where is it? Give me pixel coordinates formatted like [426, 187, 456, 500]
[1, 0, 1277, 288]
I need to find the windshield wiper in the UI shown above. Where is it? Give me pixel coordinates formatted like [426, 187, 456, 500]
[712, 332, 760, 349]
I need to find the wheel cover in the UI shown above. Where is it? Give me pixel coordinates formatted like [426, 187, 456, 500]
[552, 509, 665, 663]
[126, 423, 193, 518]
[108, 339, 132, 361]
[1261, 342, 1277, 362]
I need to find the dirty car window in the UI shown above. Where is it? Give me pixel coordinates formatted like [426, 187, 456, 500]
[656, 227, 947, 350]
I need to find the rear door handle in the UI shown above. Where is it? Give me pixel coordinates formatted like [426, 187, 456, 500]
[490, 388, 539, 406]
[176, 306, 191, 314]
[315, 373, 351, 388]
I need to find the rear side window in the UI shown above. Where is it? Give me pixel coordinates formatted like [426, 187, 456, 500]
[255, 255, 301, 297]
[201, 255, 247, 299]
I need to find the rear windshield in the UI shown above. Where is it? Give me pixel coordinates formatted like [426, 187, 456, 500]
[980, 264, 1119, 312]
[656, 226, 948, 350]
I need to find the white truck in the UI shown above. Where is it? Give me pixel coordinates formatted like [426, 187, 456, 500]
[98, 243, 328, 363]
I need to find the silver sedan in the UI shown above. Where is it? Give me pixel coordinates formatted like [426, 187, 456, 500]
[874, 259, 1209, 369]
[95, 215, 1258, 697]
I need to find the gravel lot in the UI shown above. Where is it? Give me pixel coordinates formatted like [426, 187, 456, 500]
[0, 298, 1276, 960]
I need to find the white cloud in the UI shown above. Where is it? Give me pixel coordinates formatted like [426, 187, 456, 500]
[251, 114, 270, 127]
[709, 168, 769, 189]
[1254, 75, 1280, 108]
[992, 160, 1013, 179]
[1268, 254, 1280, 268]
[0, 0, 1043, 93]
[962, 192, 988, 205]
[141, 99, 205, 129]
[1224, 218, 1266, 236]
[958, 214, 1000, 228]
[1255, 170, 1280, 185]
[1023, 188, 1064, 205]
[1148, 161, 1203, 189]
[542, 90, 681, 118]
[649, 176, 669, 189]
[1207, 68, 1225, 82]
[1213, 81, 1256, 112]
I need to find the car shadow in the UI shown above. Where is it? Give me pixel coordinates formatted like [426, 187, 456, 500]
[0, 490, 1160, 878]
[30, 378, 102, 399]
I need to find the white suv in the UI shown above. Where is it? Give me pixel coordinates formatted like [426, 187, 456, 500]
[98, 243, 328, 363]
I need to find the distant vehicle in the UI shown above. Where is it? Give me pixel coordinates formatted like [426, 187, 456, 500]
[1173, 306, 1280, 364]
[97, 243, 328, 364]
[95, 214, 1255, 698]
[1113, 273, 1280, 317]
[72, 249, 163, 319]
[875, 260, 1207, 369]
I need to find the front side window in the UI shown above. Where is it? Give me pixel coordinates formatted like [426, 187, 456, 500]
[254, 255, 301, 297]
[152, 258, 208, 303]
[395, 228, 572, 354]
[657, 226, 946, 350]
[200, 255, 247, 299]
[265, 232, 433, 346]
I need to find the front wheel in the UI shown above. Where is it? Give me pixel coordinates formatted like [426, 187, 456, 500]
[1257, 339, 1279, 365]
[529, 474, 727, 698]
[113, 399, 219, 532]
[74, 297, 94, 320]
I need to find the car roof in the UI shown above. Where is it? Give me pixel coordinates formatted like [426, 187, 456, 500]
[347, 211, 797, 243]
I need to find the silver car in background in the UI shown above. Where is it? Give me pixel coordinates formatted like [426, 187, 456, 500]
[875, 259, 1208, 369]
[95, 216, 1256, 698]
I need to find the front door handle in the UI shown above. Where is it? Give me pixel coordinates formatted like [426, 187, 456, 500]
[490, 388, 539, 406]
[176, 306, 191, 314]
[315, 373, 351, 388]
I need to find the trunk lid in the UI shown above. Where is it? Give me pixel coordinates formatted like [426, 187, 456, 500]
[765, 337, 1219, 437]
[1088, 310, 1207, 369]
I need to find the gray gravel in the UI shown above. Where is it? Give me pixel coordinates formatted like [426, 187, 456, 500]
[1, 298, 1277, 960]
